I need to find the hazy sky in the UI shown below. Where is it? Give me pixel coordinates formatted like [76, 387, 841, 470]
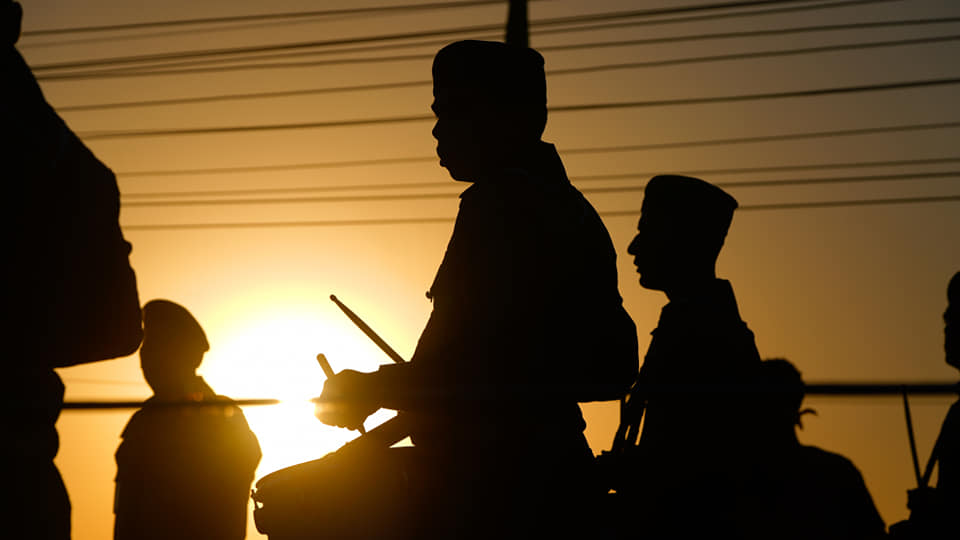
[16, 0, 960, 538]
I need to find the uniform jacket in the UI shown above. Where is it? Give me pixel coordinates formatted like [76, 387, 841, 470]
[114, 378, 261, 540]
[378, 142, 638, 456]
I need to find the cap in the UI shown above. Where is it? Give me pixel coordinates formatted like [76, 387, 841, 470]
[142, 299, 209, 353]
[432, 40, 546, 108]
[641, 175, 738, 244]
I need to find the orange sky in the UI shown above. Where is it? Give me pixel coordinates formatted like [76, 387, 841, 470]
[17, 0, 960, 538]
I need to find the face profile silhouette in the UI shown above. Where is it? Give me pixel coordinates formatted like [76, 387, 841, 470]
[627, 175, 737, 294]
[139, 299, 209, 399]
[430, 40, 547, 182]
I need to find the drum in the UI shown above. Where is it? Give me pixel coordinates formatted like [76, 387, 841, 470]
[252, 445, 423, 540]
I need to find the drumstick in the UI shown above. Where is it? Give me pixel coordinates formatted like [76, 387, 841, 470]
[330, 295, 406, 364]
[317, 353, 365, 435]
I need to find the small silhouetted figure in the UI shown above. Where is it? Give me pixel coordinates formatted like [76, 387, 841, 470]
[114, 300, 261, 540]
[3, 2, 142, 538]
[750, 358, 886, 539]
[618, 175, 761, 537]
[891, 271, 960, 539]
[317, 40, 638, 538]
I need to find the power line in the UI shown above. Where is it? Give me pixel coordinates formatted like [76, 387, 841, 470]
[26, 0, 864, 71]
[76, 78, 960, 140]
[41, 30, 960, 81]
[119, 158, 960, 199]
[611, 194, 960, 213]
[548, 35, 960, 77]
[552, 77, 960, 112]
[22, 1, 507, 36]
[23, 0, 890, 51]
[113, 123, 960, 180]
[119, 194, 960, 231]
[560, 121, 960, 154]
[42, 15, 960, 80]
[32, 0, 896, 77]
[117, 171, 960, 208]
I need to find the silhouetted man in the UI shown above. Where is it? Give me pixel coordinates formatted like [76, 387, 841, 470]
[620, 175, 761, 537]
[317, 40, 638, 538]
[3, 2, 142, 538]
[891, 271, 960, 539]
[750, 358, 886, 539]
[114, 300, 260, 540]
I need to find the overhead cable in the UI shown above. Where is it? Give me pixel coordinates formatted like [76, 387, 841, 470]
[119, 157, 960, 199]
[28, 0, 874, 71]
[39, 32, 960, 81]
[117, 171, 960, 208]
[75, 78, 960, 140]
[40, 16, 960, 80]
[118, 195, 960, 231]
[22, 0, 508, 36]
[113, 122, 960, 179]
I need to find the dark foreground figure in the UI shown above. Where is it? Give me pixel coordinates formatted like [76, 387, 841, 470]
[2, 2, 142, 538]
[114, 300, 260, 540]
[611, 175, 762, 538]
[289, 40, 638, 539]
[891, 271, 960, 539]
[750, 358, 886, 539]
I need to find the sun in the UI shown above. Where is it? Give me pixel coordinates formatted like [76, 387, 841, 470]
[197, 304, 399, 478]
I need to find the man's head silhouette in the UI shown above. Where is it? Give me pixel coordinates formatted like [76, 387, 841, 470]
[758, 358, 809, 430]
[139, 300, 209, 398]
[2, 1, 22, 46]
[431, 40, 546, 182]
[627, 175, 738, 295]
[946, 271, 959, 369]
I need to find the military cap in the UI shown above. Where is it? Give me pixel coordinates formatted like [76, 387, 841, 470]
[142, 299, 209, 353]
[432, 40, 546, 108]
[641, 175, 738, 243]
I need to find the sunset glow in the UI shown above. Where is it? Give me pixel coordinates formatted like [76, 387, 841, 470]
[22, 0, 960, 538]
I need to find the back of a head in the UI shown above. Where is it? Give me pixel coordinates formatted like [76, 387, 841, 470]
[432, 40, 547, 139]
[140, 300, 209, 393]
[759, 358, 806, 427]
[2, 1, 21, 46]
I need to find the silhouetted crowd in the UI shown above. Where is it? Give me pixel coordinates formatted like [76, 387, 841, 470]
[3, 1, 957, 538]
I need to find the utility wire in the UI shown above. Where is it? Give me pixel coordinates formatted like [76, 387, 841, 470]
[75, 78, 960, 140]
[35, 0, 898, 80]
[22, 1, 508, 36]
[119, 158, 960, 199]
[114, 122, 960, 179]
[41, 31, 960, 81]
[23, 0, 890, 51]
[118, 171, 960, 208]
[118, 195, 960, 231]
[27, 0, 865, 71]
[605, 195, 960, 214]
[41, 16, 960, 80]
